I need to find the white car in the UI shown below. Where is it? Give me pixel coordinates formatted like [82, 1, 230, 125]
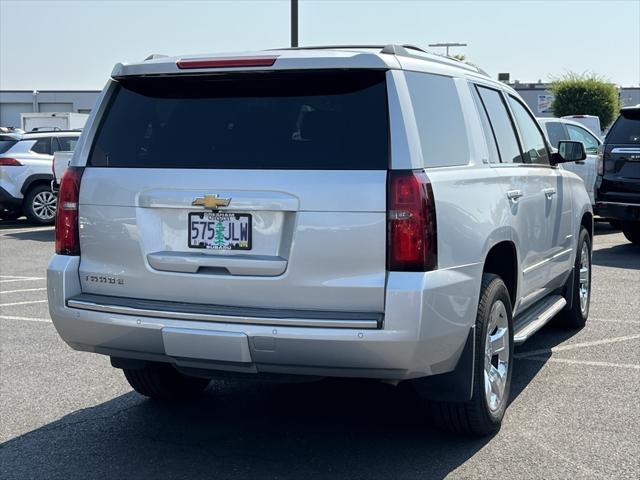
[538, 117, 602, 206]
[0, 131, 80, 223]
[48, 45, 592, 436]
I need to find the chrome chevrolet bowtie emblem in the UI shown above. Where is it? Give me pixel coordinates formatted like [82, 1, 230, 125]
[192, 194, 231, 210]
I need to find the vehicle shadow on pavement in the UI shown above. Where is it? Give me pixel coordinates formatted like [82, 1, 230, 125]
[592, 242, 640, 270]
[1, 327, 578, 480]
[2, 229, 55, 242]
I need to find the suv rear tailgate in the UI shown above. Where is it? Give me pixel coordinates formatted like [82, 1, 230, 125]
[78, 70, 389, 313]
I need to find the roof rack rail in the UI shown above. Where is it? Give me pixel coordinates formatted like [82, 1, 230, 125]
[144, 53, 169, 61]
[380, 44, 488, 76]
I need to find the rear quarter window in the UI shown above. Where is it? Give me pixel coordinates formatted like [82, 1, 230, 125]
[0, 138, 17, 154]
[88, 70, 389, 170]
[405, 72, 470, 167]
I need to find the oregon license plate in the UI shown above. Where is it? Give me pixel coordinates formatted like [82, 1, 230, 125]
[188, 212, 251, 250]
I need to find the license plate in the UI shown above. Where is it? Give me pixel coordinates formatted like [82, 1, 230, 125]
[188, 212, 251, 250]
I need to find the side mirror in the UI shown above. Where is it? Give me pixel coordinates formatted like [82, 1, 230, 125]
[551, 140, 586, 164]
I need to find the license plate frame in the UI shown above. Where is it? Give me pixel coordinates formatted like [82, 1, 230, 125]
[188, 212, 252, 250]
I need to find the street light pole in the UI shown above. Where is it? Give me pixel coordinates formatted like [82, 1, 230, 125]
[291, 0, 298, 47]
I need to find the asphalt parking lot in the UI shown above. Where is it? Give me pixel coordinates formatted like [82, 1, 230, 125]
[0, 220, 638, 480]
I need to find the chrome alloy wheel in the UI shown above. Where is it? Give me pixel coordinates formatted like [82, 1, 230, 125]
[484, 300, 510, 414]
[579, 242, 590, 315]
[32, 190, 57, 221]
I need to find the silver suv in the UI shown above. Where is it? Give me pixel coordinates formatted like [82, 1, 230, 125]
[48, 45, 593, 436]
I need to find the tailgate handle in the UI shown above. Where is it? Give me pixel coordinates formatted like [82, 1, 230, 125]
[147, 251, 287, 276]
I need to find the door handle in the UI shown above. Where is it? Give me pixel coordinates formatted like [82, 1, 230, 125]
[506, 190, 524, 203]
[543, 187, 556, 198]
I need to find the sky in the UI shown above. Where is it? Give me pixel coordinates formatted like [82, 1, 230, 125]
[1, 0, 639, 90]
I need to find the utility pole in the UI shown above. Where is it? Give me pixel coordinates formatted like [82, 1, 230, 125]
[291, 0, 298, 47]
[428, 42, 467, 57]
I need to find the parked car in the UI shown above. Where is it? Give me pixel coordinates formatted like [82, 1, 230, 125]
[596, 105, 640, 244]
[561, 115, 602, 139]
[538, 117, 601, 206]
[51, 151, 74, 194]
[47, 45, 592, 436]
[0, 131, 81, 223]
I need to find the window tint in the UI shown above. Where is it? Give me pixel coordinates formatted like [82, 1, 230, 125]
[57, 136, 80, 151]
[566, 124, 599, 154]
[89, 71, 389, 169]
[507, 96, 550, 165]
[470, 85, 500, 163]
[544, 121, 568, 147]
[31, 137, 51, 155]
[405, 72, 470, 167]
[476, 86, 522, 163]
[0, 137, 17, 154]
[607, 116, 640, 144]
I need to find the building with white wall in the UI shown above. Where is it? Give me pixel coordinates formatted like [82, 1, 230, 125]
[0, 90, 100, 127]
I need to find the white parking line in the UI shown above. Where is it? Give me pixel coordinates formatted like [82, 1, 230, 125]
[0, 287, 47, 294]
[0, 277, 45, 284]
[0, 299, 48, 307]
[517, 356, 640, 370]
[0, 314, 50, 323]
[0, 226, 54, 235]
[516, 333, 640, 358]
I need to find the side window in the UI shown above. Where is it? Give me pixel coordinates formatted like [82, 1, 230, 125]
[31, 137, 51, 155]
[470, 85, 500, 163]
[544, 121, 569, 147]
[507, 96, 550, 165]
[405, 72, 470, 167]
[476, 86, 522, 163]
[566, 125, 599, 154]
[57, 136, 80, 151]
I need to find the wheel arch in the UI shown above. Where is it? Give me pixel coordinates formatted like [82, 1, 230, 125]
[482, 240, 518, 309]
[21, 174, 54, 196]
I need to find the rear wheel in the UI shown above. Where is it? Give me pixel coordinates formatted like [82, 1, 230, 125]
[621, 222, 640, 245]
[559, 227, 591, 328]
[24, 184, 56, 225]
[123, 362, 210, 401]
[428, 274, 513, 436]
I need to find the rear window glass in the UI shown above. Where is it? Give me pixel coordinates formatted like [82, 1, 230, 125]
[0, 138, 17, 154]
[607, 115, 640, 144]
[89, 70, 389, 169]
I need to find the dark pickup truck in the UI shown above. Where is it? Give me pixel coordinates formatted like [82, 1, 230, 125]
[596, 105, 640, 244]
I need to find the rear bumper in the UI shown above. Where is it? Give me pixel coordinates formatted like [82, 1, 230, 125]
[47, 255, 481, 381]
[595, 201, 640, 222]
[0, 186, 22, 210]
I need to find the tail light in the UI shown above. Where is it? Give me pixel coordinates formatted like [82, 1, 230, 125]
[597, 144, 605, 176]
[55, 167, 84, 255]
[387, 170, 437, 271]
[0, 157, 22, 166]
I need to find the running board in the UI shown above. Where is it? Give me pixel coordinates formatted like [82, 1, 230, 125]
[513, 295, 566, 345]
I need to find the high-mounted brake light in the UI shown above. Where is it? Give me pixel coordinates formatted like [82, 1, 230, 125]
[176, 56, 278, 69]
[387, 170, 437, 271]
[55, 167, 84, 255]
[0, 157, 22, 166]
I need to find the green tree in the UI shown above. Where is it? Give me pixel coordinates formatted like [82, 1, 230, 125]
[214, 221, 226, 248]
[550, 73, 620, 128]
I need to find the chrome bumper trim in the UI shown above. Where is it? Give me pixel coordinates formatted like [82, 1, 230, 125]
[66, 294, 381, 329]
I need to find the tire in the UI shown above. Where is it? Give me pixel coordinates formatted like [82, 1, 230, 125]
[427, 273, 514, 436]
[0, 208, 22, 221]
[123, 362, 210, 401]
[621, 222, 640, 245]
[23, 184, 57, 225]
[559, 227, 591, 328]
